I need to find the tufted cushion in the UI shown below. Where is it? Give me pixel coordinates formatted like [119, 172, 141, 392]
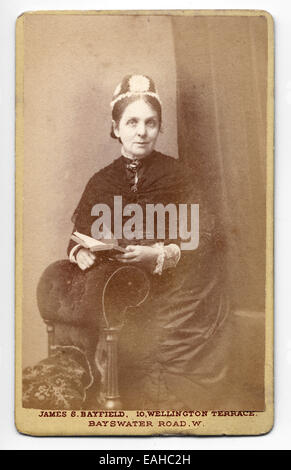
[37, 260, 112, 328]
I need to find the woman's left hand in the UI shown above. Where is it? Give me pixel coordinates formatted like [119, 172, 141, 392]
[115, 245, 160, 272]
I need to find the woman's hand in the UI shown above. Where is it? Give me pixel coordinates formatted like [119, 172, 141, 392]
[115, 245, 160, 272]
[76, 248, 96, 271]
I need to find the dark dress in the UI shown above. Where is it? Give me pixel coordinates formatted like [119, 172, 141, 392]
[67, 150, 230, 409]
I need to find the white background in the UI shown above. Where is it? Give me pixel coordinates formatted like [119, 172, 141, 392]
[0, 0, 289, 450]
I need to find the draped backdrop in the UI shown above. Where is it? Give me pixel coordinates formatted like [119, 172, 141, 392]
[172, 15, 267, 312]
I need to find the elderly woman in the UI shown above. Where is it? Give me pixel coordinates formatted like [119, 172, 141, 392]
[64, 74, 230, 409]
[68, 75, 183, 274]
[33, 74, 230, 411]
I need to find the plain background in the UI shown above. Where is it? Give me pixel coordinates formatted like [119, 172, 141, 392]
[0, 0, 290, 451]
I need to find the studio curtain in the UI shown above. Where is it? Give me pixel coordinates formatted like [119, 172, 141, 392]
[171, 15, 268, 312]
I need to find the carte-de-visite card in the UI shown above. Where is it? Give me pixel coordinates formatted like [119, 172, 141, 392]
[15, 9, 274, 436]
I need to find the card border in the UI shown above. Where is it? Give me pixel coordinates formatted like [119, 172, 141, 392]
[15, 8, 274, 436]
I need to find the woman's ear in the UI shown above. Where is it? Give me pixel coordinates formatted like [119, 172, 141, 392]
[112, 120, 119, 138]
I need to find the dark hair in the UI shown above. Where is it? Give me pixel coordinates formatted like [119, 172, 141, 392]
[110, 94, 162, 140]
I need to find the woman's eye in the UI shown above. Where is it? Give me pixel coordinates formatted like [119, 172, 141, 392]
[147, 120, 157, 128]
[127, 119, 137, 126]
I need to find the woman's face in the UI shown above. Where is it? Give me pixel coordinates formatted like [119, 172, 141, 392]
[113, 99, 160, 159]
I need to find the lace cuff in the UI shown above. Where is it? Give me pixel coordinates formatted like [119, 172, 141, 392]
[153, 243, 165, 275]
[163, 244, 181, 269]
[153, 243, 181, 275]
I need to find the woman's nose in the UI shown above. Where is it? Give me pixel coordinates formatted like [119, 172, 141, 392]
[136, 122, 146, 136]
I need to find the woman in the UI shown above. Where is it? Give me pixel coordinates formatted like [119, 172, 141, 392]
[68, 74, 182, 276]
[65, 74, 231, 410]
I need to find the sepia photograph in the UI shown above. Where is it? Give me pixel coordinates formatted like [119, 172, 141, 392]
[15, 10, 273, 435]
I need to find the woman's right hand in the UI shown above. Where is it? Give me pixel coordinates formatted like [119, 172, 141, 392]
[76, 248, 96, 270]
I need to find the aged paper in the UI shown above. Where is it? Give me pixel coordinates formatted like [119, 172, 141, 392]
[15, 10, 274, 436]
